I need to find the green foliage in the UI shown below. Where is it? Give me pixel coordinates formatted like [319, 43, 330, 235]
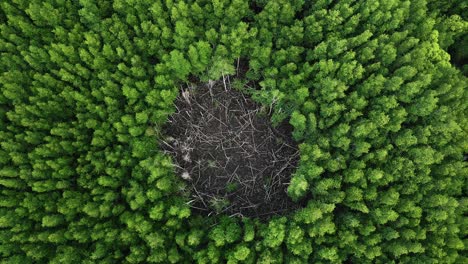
[287, 174, 308, 201]
[289, 111, 307, 140]
[0, 0, 466, 263]
[262, 217, 287, 248]
[168, 50, 192, 80]
[231, 244, 251, 262]
[208, 217, 242, 248]
[226, 182, 239, 193]
[207, 59, 236, 81]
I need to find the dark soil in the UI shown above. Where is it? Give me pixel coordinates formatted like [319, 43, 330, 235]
[161, 78, 300, 219]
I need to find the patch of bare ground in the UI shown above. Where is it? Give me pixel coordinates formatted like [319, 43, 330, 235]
[161, 78, 300, 219]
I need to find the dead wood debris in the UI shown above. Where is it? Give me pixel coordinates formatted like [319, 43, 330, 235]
[162, 79, 300, 219]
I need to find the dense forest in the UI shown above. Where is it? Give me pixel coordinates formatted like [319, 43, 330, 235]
[0, 0, 467, 263]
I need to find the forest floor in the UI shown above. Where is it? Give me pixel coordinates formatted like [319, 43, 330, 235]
[161, 78, 301, 218]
